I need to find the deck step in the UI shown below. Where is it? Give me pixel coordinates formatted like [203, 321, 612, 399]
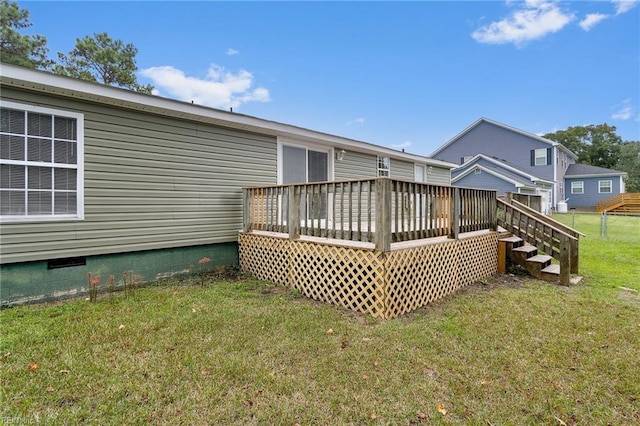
[541, 264, 560, 274]
[499, 236, 523, 244]
[527, 254, 553, 265]
[512, 245, 538, 256]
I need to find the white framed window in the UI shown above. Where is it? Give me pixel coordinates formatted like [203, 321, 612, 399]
[474, 168, 481, 174]
[571, 181, 583, 194]
[377, 156, 390, 177]
[559, 181, 564, 198]
[534, 148, 547, 166]
[1, 101, 84, 222]
[462, 155, 473, 164]
[598, 180, 612, 193]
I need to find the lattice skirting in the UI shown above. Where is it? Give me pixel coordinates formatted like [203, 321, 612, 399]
[239, 232, 498, 319]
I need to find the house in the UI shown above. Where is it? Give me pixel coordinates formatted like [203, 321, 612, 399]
[0, 63, 456, 306]
[564, 164, 627, 209]
[450, 154, 555, 212]
[431, 118, 579, 214]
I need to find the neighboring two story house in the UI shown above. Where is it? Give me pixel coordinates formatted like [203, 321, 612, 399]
[432, 118, 595, 214]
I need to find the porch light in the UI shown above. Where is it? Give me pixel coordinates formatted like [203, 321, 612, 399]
[335, 149, 346, 161]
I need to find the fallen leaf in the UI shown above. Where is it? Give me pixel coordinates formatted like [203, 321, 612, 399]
[46, 386, 54, 392]
[326, 328, 334, 335]
[554, 416, 567, 426]
[362, 374, 369, 380]
[373, 360, 379, 367]
[417, 412, 427, 419]
[118, 324, 125, 330]
[2, 352, 11, 362]
[247, 399, 253, 407]
[341, 340, 349, 348]
[58, 369, 70, 374]
[437, 403, 447, 415]
[192, 308, 196, 313]
[200, 370, 211, 376]
[370, 413, 377, 420]
[28, 363, 38, 371]
[362, 337, 372, 342]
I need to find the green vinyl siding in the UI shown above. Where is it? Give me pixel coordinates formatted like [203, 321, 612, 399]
[428, 167, 451, 185]
[0, 88, 276, 264]
[334, 150, 376, 180]
[390, 158, 414, 181]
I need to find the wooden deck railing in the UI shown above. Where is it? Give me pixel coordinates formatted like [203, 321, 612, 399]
[596, 193, 640, 213]
[243, 178, 497, 252]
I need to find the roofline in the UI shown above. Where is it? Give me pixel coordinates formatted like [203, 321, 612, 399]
[452, 164, 531, 188]
[453, 153, 553, 184]
[431, 117, 578, 160]
[565, 172, 628, 179]
[0, 63, 457, 169]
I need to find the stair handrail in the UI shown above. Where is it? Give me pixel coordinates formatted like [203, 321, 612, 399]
[596, 193, 624, 212]
[510, 199, 586, 238]
[497, 198, 577, 283]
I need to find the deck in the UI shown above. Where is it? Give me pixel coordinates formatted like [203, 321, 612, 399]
[239, 178, 499, 319]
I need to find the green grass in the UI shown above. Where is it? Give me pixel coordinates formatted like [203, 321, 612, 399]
[1, 214, 639, 425]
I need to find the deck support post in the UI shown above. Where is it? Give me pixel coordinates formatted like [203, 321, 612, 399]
[375, 178, 391, 253]
[497, 239, 507, 273]
[288, 185, 300, 240]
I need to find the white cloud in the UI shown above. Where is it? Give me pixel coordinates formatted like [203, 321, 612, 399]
[347, 117, 365, 125]
[226, 48, 239, 56]
[612, 99, 635, 120]
[579, 13, 609, 31]
[392, 141, 412, 149]
[139, 64, 269, 110]
[472, 0, 575, 46]
[613, 0, 638, 15]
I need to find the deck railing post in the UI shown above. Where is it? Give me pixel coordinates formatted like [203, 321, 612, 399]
[559, 234, 571, 285]
[570, 236, 579, 274]
[288, 185, 300, 240]
[449, 187, 460, 239]
[375, 178, 391, 253]
[243, 188, 252, 232]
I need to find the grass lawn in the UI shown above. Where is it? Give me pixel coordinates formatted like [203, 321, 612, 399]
[1, 214, 639, 425]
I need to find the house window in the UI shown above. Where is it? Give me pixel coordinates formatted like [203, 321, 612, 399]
[598, 180, 612, 193]
[559, 181, 564, 198]
[571, 181, 584, 194]
[534, 148, 547, 166]
[461, 155, 473, 164]
[0, 101, 84, 221]
[474, 168, 481, 174]
[377, 156, 390, 177]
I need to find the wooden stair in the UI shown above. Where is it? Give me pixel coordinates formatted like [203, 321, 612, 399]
[499, 236, 560, 283]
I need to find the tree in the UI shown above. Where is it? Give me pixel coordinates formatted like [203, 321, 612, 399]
[0, 0, 52, 69]
[544, 124, 622, 169]
[54, 32, 153, 94]
[616, 141, 640, 193]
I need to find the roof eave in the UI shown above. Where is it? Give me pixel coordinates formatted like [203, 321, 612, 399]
[0, 64, 457, 169]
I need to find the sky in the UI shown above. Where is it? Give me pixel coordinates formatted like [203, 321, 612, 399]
[20, 0, 640, 156]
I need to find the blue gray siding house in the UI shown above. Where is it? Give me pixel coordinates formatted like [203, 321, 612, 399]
[564, 164, 627, 209]
[451, 154, 554, 211]
[432, 118, 577, 213]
